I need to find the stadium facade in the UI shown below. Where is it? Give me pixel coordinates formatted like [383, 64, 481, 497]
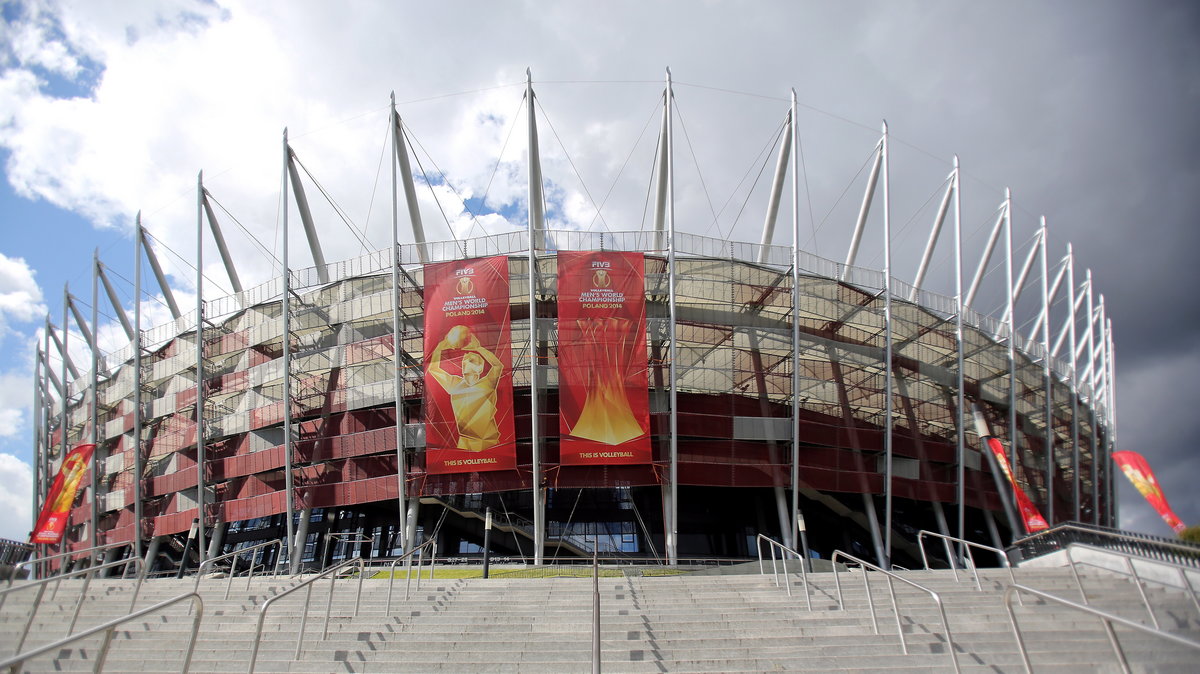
[30, 76, 1117, 572]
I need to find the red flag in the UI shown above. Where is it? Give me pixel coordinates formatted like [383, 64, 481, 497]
[985, 438, 1050, 534]
[1114, 450, 1186, 534]
[423, 256, 516, 474]
[31, 443, 95, 545]
[557, 251, 651, 465]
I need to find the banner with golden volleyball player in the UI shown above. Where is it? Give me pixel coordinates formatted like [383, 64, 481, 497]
[423, 256, 516, 474]
[557, 251, 651, 465]
[31, 443, 95, 544]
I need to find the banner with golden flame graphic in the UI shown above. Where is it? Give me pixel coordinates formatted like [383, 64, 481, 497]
[1114, 450, 1186, 533]
[557, 251, 651, 465]
[31, 443, 95, 544]
[423, 256, 516, 474]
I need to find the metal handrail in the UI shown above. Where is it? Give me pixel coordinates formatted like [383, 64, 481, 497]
[1064, 542, 1200, 631]
[6, 541, 125, 586]
[246, 556, 366, 673]
[830, 550, 959, 674]
[755, 534, 811, 610]
[0, 556, 145, 654]
[1011, 522, 1200, 567]
[1003, 583, 1200, 673]
[591, 547, 600, 674]
[320, 532, 375, 571]
[385, 538, 438, 612]
[0, 591, 204, 674]
[917, 530, 1014, 592]
[194, 539, 285, 600]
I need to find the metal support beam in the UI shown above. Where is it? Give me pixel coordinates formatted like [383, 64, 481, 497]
[1002, 190, 1018, 483]
[97, 261, 134, 341]
[60, 286, 71, 476]
[1028, 256, 1068, 343]
[526, 69, 546, 565]
[1105, 317, 1116, 526]
[1085, 269, 1098, 524]
[31, 351, 42, 536]
[282, 129, 297, 571]
[140, 228, 182, 320]
[665, 67, 679, 565]
[843, 143, 883, 274]
[1097, 296, 1109, 526]
[41, 349, 63, 398]
[389, 93, 409, 551]
[909, 174, 955, 299]
[46, 322, 80, 381]
[758, 109, 792, 254]
[200, 190, 244, 295]
[90, 250, 100, 551]
[1038, 218, 1054, 524]
[133, 215, 145, 561]
[392, 99, 428, 264]
[951, 157, 966, 545]
[880, 121, 894, 570]
[1065, 246, 1080, 521]
[195, 172, 207, 566]
[964, 203, 1008, 308]
[285, 146, 331, 284]
[788, 88, 803, 552]
[653, 94, 669, 251]
[67, 291, 94, 350]
[1001, 228, 1042, 324]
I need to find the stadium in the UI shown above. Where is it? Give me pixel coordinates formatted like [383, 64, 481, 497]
[29, 76, 1116, 573]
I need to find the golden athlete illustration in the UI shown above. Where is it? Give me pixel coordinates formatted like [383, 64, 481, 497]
[427, 325, 503, 451]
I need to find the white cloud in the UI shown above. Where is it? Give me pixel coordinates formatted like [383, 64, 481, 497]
[0, 453, 33, 542]
[0, 369, 33, 438]
[0, 253, 46, 341]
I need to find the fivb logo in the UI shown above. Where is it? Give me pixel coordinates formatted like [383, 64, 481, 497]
[591, 260, 612, 289]
[454, 267, 476, 295]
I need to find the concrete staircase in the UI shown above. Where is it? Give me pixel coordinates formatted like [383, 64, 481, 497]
[1, 564, 1197, 672]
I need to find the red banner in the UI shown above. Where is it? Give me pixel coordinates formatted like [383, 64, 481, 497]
[557, 251, 651, 465]
[31, 443, 95, 544]
[423, 256, 516, 474]
[1114, 450, 1186, 533]
[985, 438, 1050, 534]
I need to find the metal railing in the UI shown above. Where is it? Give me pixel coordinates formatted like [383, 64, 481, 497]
[1010, 522, 1200, 567]
[246, 556, 366, 673]
[5, 541, 125, 588]
[917, 530, 1015, 593]
[830, 550, 959, 673]
[755, 534, 811, 610]
[320, 533, 375, 571]
[1003, 583, 1200, 673]
[591, 547, 601, 674]
[385, 539, 438, 612]
[0, 591, 203, 674]
[1064, 542, 1200, 631]
[193, 539, 285, 600]
[0, 556, 145, 654]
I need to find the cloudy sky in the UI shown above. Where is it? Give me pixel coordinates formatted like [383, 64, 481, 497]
[0, 0, 1196, 543]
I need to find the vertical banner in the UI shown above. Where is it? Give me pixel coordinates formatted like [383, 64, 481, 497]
[31, 443, 95, 544]
[558, 251, 651, 465]
[423, 256, 516, 474]
[1114, 450, 1186, 533]
[985, 437, 1050, 533]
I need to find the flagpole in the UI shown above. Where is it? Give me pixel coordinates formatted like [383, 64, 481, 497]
[282, 128, 296, 570]
[389, 93, 408, 551]
[196, 172, 207, 565]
